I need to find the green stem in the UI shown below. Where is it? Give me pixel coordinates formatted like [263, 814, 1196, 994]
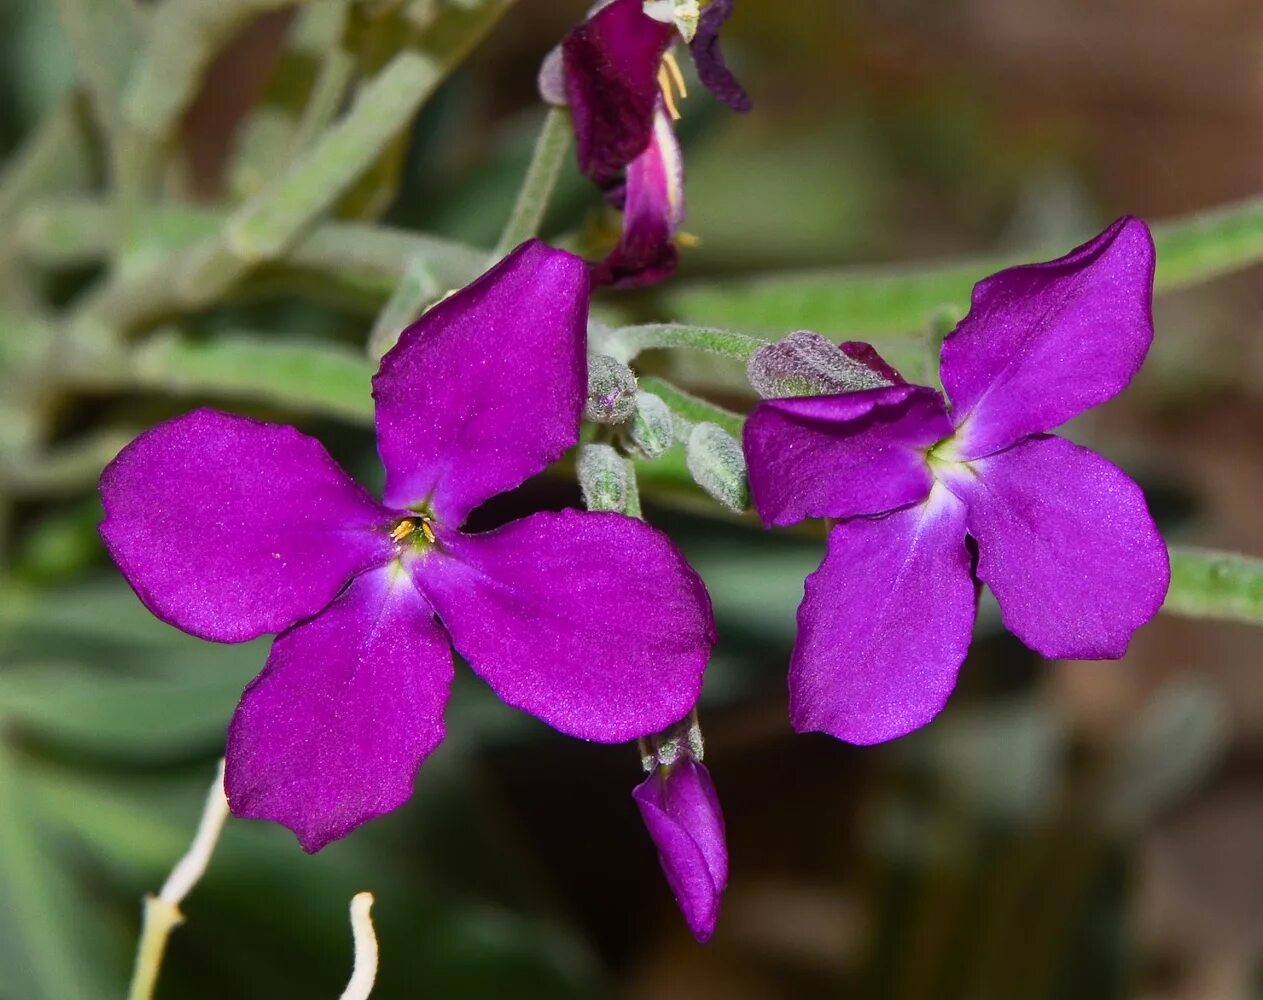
[598, 323, 767, 364]
[637, 375, 745, 437]
[368, 257, 441, 359]
[1163, 546, 1263, 625]
[663, 192, 1263, 338]
[492, 106, 573, 259]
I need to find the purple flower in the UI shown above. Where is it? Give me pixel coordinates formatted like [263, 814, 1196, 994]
[589, 99, 685, 289]
[743, 218, 1171, 745]
[634, 755, 728, 942]
[99, 240, 716, 852]
[556, 0, 750, 186]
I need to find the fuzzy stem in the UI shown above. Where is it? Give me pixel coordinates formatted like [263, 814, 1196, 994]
[368, 257, 442, 359]
[1164, 546, 1263, 625]
[492, 106, 573, 259]
[598, 323, 767, 365]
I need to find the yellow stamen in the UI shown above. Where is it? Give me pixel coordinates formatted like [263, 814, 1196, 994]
[420, 520, 436, 544]
[676, 231, 701, 248]
[657, 64, 682, 121]
[390, 521, 415, 543]
[662, 51, 688, 100]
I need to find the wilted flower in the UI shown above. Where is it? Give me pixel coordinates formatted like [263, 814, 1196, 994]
[100, 240, 716, 851]
[634, 720, 728, 941]
[553, 0, 750, 186]
[541, 0, 749, 287]
[588, 99, 685, 288]
[743, 218, 1171, 744]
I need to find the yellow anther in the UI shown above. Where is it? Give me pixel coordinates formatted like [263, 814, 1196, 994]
[662, 51, 688, 100]
[676, 231, 701, 248]
[420, 520, 436, 544]
[657, 64, 682, 121]
[390, 521, 415, 543]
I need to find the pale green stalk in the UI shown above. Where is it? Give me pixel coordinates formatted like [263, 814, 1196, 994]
[492, 106, 573, 259]
[636, 375, 745, 437]
[597, 323, 767, 364]
[368, 257, 442, 359]
[179, 0, 516, 301]
[1164, 547, 1263, 625]
[664, 191, 1263, 338]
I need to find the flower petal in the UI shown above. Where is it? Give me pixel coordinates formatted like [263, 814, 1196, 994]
[225, 568, 452, 853]
[941, 435, 1169, 658]
[689, 0, 752, 112]
[633, 758, 728, 942]
[414, 509, 715, 743]
[789, 488, 975, 744]
[562, 0, 675, 183]
[99, 409, 393, 643]
[590, 102, 683, 289]
[743, 385, 951, 527]
[940, 217, 1156, 460]
[373, 240, 589, 525]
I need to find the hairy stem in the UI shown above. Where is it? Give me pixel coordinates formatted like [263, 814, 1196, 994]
[492, 106, 573, 259]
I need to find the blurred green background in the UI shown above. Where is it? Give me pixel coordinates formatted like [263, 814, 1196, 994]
[2, 1, 1262, 997]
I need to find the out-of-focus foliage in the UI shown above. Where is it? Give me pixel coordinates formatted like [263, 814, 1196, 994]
[2, 0, 1263, 998]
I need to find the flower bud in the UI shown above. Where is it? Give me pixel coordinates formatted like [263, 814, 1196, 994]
[747, 330, 900, 399]
[633, 756, 728, 942]
[629, 392, 674, 459]
[585, 354, 638, 424]
[686, 422, 748, 512]
[577, 443, 640, 516]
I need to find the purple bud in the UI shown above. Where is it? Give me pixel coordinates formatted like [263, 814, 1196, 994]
[747, 330, 903, 399]
[633, 756, 728, 942]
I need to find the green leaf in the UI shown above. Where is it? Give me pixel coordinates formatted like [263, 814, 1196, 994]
[1163, 546, 1263, 625]
[0, 747, 109, 1000]
[132, 331, 374, 423]
[662, 194, 1263, 338]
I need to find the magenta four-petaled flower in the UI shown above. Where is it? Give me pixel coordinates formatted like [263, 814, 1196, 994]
[744, 217, 1171, 745]
[99, 241, 716, 852]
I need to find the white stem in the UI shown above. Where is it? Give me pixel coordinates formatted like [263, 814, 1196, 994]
[159, 758, 230, 904]
[338, 892, 380, 1000]
[127, 758, 230, 1000]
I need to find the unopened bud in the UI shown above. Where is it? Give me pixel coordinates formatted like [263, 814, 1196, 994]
[747, 330, 900, 399]
[686, 422, 748, 512]
[585, 354, 638, 424]
[629, 392, 674, 458]
[577, 443, 639, 515]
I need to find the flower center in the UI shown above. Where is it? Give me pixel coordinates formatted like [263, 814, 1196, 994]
[389, 515, 436, 550]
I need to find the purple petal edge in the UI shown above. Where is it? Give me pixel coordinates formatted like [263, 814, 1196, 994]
[689, 0, 752, 112]
[374, 240, 588, 526]
[225, 568, 452, 853]
[941, 216, 1156, 460]
[941, 435, 1170, 660]
[99, 408, 393, 644]
[789, 490, 976, 744]
[414, 509, 715, 743]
